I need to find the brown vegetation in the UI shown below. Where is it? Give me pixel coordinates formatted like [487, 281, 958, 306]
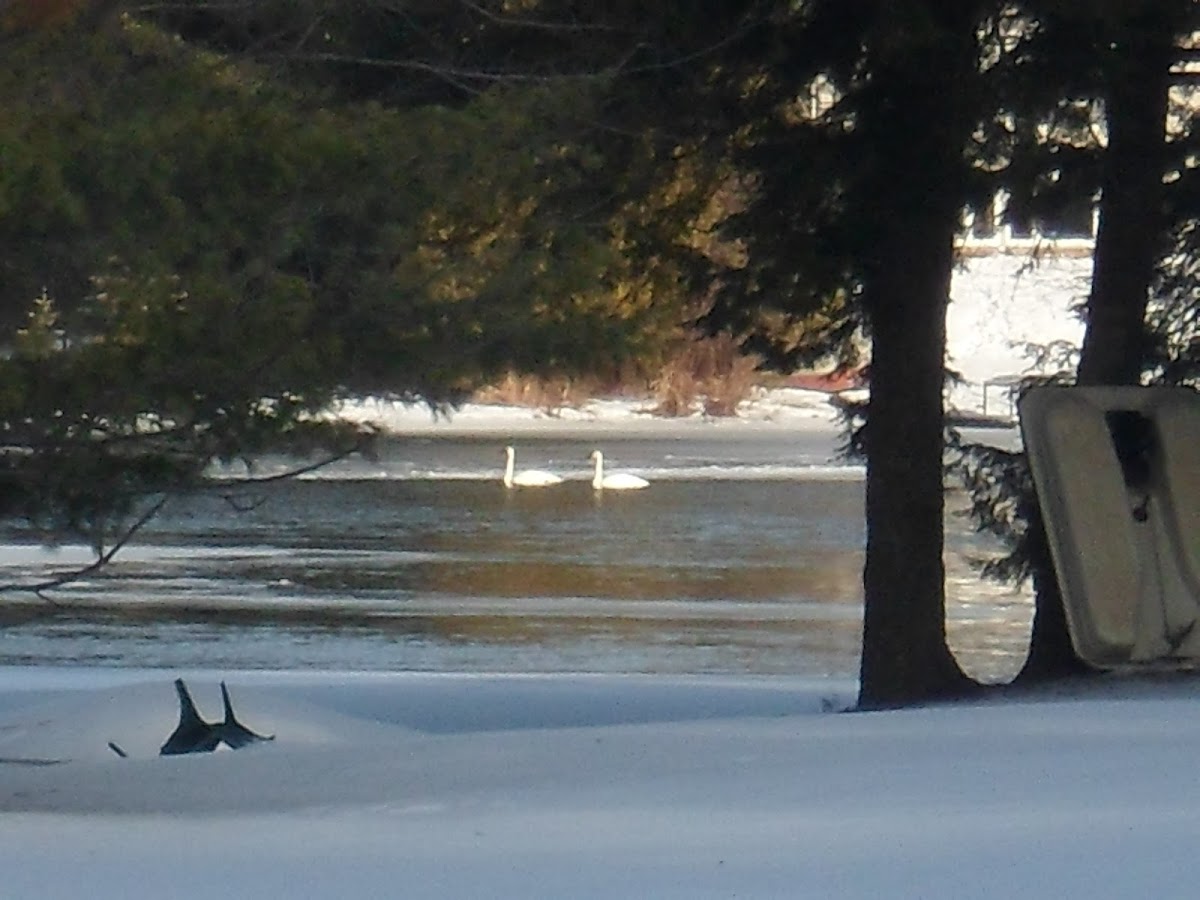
[650, 332, 762, 417]
[472, 372, 601, 414]
[474, 333, 764, 418]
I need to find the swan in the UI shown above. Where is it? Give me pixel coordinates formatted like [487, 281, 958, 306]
[503, 445, 563, 488]
[590, 450, 650, 491]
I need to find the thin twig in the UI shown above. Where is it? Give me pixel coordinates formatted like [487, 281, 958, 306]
[0, 434, 368, 598]
[455, 0, 622, 35]
[0, 495, 169, 596]
[203, 435, 371, 489]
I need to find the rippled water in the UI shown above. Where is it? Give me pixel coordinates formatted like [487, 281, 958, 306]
[0, 432, 1032, 682]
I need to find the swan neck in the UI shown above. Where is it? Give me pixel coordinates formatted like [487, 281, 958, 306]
[592, 452, 604, 489]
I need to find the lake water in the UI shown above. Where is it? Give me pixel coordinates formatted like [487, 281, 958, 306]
[0, 430, 1032, 683]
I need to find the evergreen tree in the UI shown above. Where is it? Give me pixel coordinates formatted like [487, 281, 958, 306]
[0, 7, 662, 556]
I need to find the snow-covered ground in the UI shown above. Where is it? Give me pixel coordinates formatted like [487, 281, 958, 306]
[4, 668, 1200, 899]
[331, 385, 847, 437]
[946, 254, 1089, 415]
[3, 254, 1148, 899]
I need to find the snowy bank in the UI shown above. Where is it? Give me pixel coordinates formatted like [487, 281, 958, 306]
[4, 669, 1200, 899]
[330, 385, 846, 439]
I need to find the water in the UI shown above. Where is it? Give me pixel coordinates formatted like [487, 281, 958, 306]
[0, 432, 1032, 682]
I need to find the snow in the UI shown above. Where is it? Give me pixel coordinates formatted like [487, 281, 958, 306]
[948, 255, 1089, 385]
[4, 669, 1200, 899]
[330, 385, 846, 438]
[4, 253, 1159, 899]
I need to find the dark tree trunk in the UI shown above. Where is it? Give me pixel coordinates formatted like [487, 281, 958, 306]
[860, 241, 977, 707]
[856, 4, 982, 708]
[1016, 516, 1090, 681]
[1076, 18, 1174, 386]
[1021, 11, 1175, 683]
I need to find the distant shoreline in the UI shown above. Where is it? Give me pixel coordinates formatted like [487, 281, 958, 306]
[330, 389, 1020, 451]
[331, 387, 847, 438]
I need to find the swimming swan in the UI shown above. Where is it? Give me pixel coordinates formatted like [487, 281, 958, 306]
[503, 446, 564, 488]
[590, 450, 650, 490]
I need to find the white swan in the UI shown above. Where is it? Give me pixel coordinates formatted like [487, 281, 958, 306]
[503, 446, 563, 488]
[590, 450, 650, 491]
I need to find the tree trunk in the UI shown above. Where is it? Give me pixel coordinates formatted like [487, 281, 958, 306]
[856, 4, 981, 708]
[1021, 11, 1175, 682]
[1016, 515, 1090, 680]
[1076, 17, 1174, 386]
[859, 243, 976, 707]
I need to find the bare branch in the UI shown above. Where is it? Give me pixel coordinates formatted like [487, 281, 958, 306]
[453, 0, 621, 36]
[263, 49, 618, 85]
[129, 2, 259, 13]
[208, 439, 367, 486]
[0, 431, 371, 598]
[0, 494, 169, 596]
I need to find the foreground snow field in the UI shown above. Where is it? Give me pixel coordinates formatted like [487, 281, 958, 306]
[4, 669, 1200, 899]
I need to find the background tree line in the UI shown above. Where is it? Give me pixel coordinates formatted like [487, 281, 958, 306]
[1, 0, 1197, 707]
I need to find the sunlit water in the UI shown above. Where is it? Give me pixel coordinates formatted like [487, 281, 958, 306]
[0, 431, 1032, 682]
